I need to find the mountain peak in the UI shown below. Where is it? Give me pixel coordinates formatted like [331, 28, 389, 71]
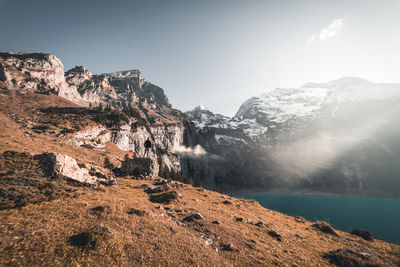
[328, 76, 373, 86]
[194, 105, 209, 112]
[102, 69, 143, 79]
[302, 77, 373, 89]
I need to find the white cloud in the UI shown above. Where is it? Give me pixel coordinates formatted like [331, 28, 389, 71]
[173, 144, 207, 158]
[308, 18, 345, 45]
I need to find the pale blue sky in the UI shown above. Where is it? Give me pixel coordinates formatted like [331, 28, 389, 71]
[1, 0, 400, 116]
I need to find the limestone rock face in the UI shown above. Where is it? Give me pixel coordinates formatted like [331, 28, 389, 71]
[34, 152, 116, 186]
[121, 158, 158, 178]
[0, 52, 81, 101]
[1, 51, 195, 181]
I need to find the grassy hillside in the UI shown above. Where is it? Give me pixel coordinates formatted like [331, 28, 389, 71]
[0, 90, 399, 266]
[1, 177, 399, 266]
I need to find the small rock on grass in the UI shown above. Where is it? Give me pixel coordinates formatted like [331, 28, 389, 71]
[183, 213, 203, 222]
[221, 243, 238, 251]
[323, 249, 373, 266]
[149, 190, 180, 204]
[255, 221, 266, 227]
[295, 216, 306, 223]
[90, 205, 111, 214]
[92, 225, 113, 235]
[351, 229, 373, 241]
[127, 208, 147, 216]
[268, 230, 282, 241]
[312, 221, 339, 237]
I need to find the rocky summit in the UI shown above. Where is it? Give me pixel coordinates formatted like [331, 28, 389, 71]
[0, 51, 400, 266]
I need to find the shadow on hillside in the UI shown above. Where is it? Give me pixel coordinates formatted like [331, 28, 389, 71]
[40, 107, 97, 115]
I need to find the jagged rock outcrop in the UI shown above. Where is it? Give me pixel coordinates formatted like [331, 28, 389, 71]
[0, 51, 196, 181]
[120, 158, 158, 178]
[0, 52, 82, 101]
[34, 152, 117, 185]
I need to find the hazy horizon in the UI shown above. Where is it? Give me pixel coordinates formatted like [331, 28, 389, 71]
[2, 0, 400, 116]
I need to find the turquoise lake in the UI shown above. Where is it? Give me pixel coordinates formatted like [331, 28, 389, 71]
[242, 194, 400, 245]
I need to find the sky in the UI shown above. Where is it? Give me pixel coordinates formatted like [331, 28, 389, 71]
[1, 0, 400, 116]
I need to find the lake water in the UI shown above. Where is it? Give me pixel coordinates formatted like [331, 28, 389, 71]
[242, 193, 400, 245]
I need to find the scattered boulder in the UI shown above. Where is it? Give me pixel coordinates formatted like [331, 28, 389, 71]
[145, 186, 164, 194]
[312, 221, 339, 237]
[134, 184, 149, 189]
[34, 152, 116, 186]
[153, 178, 183, 188]
[222, 200, 232, 205]
[121, 158, 158, 178]
[68, 225, 112, 249]
[221, 243, 236, 251]
[68, 231, 96, 249]
[183, 213, 203, 222]
[212, 220, 221, 225]
[235, 217, 244, 222]
[268, 230, 282, 241]
[127, 208, 147, 216]
[255, 221, 266, 227]
[149, 190, 180, 204]
[153, 179, 168, 185]
[90, 205, 111, 214]
[88, 165, 117, 186]
[323, 249, 374, 267]
[351, 229, 374, 241]
[145, 184, 172, 194]
[92, 224, 112, 235]
[295, 216, 306, 223]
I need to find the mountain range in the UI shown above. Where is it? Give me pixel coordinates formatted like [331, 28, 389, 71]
[1, 51, 400, 265]
[186, 77, 400, 197]
[1, 51, 400, 197]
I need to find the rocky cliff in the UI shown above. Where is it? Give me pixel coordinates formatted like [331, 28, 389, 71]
[0, 51, 195, 180]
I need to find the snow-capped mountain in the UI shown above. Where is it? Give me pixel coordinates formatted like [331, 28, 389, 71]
[186, 77, 400, 197]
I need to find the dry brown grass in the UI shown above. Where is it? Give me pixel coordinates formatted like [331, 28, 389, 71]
[0, 151, 78, 210]
[0, 178, 399, 266]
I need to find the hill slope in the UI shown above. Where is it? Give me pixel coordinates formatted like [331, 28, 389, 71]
[1, 176, 399, 266]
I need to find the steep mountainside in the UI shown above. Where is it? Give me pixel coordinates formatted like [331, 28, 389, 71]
[186, 77, 400, 197]
[0, 51, 195, 180]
